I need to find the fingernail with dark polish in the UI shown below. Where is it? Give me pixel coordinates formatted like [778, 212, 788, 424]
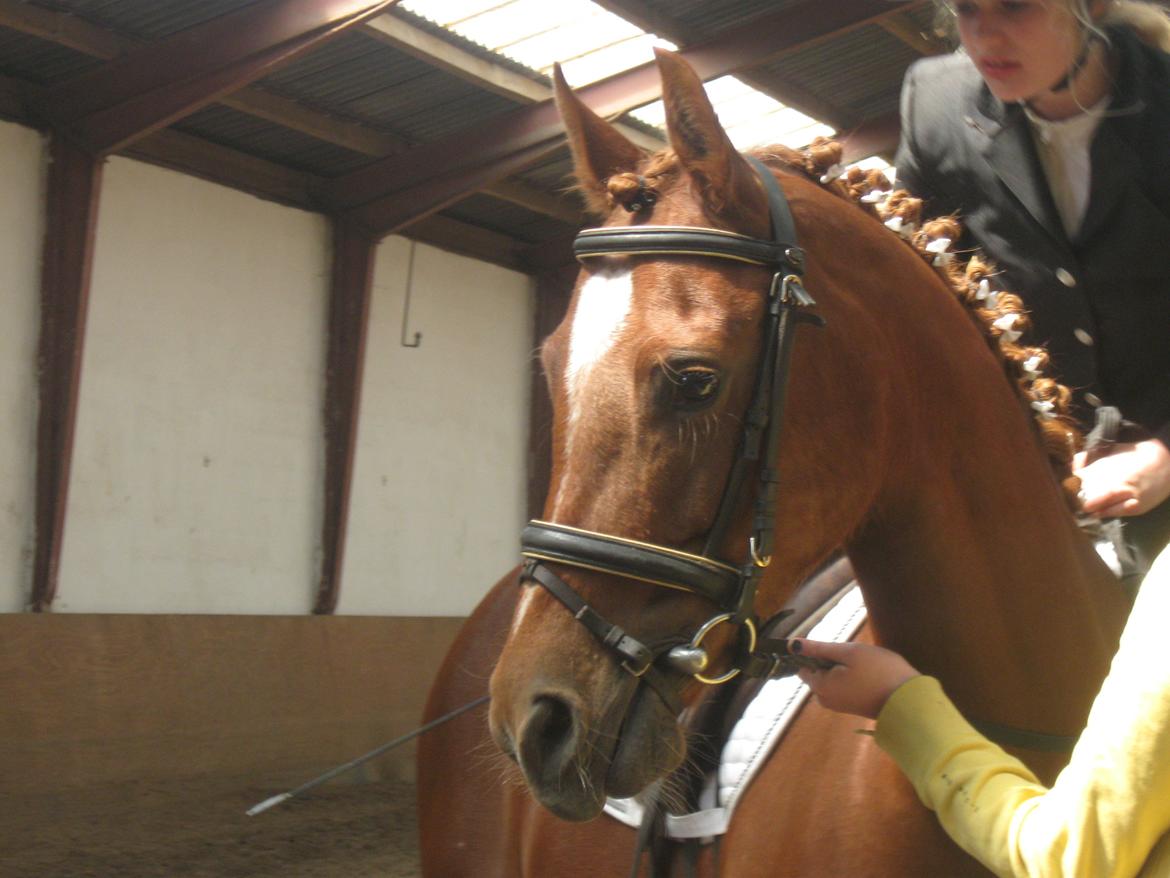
[790, 639, 803, 654]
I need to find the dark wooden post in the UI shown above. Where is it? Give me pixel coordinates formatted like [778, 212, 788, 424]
[30, 136, 104, 612]
[315, 219, 377, 614]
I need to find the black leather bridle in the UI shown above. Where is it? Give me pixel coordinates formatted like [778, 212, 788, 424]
[519, 156, 828, 699]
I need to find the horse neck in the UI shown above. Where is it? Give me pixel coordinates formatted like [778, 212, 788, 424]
[846, 351, 1129, 733]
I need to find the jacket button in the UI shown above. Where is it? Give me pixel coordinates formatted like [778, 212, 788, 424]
[1074, 328, 1095, 346]
[1084, 392, 1102, 407]
[1056, 268, 1076, 287]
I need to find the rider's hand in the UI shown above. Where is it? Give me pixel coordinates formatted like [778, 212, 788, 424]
[1074, 438, 1170, 518]
[794, 640, 920, 720]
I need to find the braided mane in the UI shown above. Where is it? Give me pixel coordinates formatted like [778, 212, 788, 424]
[597, 138, 1084, 511]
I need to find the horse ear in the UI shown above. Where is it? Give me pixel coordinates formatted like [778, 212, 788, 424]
[654, 48, 765, 227]
[553, 64, 645, 215]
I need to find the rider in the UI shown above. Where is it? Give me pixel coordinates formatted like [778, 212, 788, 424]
[790, 4, 1170, 875]
[894, 0, 1170, 561]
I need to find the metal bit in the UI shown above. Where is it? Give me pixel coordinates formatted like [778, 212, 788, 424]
[665, 644, 709, 675]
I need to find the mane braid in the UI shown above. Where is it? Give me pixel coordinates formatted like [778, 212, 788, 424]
[751, 138, 1085, 512]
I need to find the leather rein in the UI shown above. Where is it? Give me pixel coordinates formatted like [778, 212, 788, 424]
[520, 157, 828, 706]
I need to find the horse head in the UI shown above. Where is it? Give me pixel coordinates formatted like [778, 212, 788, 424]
[488, 50, 903, 821]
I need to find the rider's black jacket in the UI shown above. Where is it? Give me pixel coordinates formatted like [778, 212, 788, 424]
[895, 25, 1170, 555]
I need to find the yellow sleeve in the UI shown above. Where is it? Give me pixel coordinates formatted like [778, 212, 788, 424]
[875, 548, 1170, 878]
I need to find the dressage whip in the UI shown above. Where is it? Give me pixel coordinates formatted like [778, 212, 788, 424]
[245, 694, 490, 816]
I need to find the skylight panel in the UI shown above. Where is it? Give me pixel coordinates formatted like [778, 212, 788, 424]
[629, 75, 835, 150]
[554, 34, 672, 85]
[399, 0, 839, 151]
[445, 0, 571, 52]
[503, 13, 645, 72]
[399, 0, 501, 27]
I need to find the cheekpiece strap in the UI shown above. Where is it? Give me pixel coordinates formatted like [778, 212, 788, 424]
[743, 155, 802, 269]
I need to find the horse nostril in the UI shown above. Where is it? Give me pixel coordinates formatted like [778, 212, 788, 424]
[529, 695, 574, 751]
[518, 694, 579, 781]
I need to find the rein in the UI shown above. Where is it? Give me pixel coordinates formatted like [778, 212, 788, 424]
[520, 156, 827, 694]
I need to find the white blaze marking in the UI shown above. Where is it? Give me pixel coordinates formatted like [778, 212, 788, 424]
[510, 586, 539, 636]
[566, 267, 633, 425]
[554, 267, 633, 517]
[512, 269, 634, 634]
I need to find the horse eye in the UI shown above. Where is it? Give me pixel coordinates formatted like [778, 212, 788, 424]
[670, 367, 721, 408]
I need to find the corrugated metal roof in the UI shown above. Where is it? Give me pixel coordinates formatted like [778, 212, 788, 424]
[0, 26, 103, 83]
[258, 28, 527, 144]
[757, 24, 917, 127]
[32, 0, 266, 40]
[380, 87, 521, 142]
[401, 0, 674, 84]
[442, 192, 575, 245]
[260, 32, 413, 107]
[402, 0, 835, 151]
[515, 147, 578, 196]
[628, 0, 809, 39]
[173, 104, 372, 176]
[387, 5, 551, 87]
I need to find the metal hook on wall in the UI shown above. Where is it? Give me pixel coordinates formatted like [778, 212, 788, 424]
[400, 240, 422, 349]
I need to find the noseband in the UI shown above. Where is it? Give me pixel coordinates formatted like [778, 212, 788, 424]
[520, 156, 827, 701]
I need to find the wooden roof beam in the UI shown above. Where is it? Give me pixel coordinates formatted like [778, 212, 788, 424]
[32, 0, 401, 155]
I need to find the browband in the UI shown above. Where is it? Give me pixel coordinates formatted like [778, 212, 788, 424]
[574, 226, 803, 268]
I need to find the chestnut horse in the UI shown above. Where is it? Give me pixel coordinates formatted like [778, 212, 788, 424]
[418, 50, 1131, 877]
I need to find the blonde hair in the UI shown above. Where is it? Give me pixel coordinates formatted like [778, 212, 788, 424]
[1100, 0, 1170, 51]
[934, 1, 1170, 51]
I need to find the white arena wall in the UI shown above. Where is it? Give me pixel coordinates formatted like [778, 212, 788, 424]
[0, 119, 534, 618]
